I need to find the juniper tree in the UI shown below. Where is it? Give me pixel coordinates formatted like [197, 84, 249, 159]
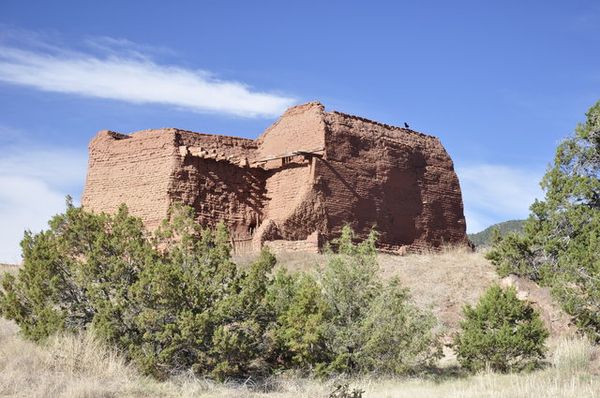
[453, 285, 548, 372]
[487, 100, 600, 341]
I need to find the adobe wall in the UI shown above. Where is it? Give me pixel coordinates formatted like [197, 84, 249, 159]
[82, 129, 179, 229]
[263, 165, 312, 227]
[316, 111, 467, 250]
[256, 102, 326, 161]
[170, 154, 267, 241]
[82, 102, 468, 254]
[175, 130, 258, 165]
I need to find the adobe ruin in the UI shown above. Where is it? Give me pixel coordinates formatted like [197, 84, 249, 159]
[82, 102, 468, 253]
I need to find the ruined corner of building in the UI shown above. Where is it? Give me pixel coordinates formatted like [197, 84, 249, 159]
[81, 101, 469, 255]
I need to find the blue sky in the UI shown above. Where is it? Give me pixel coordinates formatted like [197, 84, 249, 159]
[1, 1, 599, 262]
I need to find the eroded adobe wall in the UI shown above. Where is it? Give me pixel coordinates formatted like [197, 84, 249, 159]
[83, 103, 468, 254]
[260, 162, 327, 242]
[82, 129, 179, 229]
[170, 152, 267, 242]
[170, 130, 268, 249]
[264, 165, 312, 221]
[317, 111, 467, 251]
[255, 102, 326, 161]
[253, 103, 329, 243]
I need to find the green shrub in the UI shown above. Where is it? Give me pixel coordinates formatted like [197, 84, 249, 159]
[0, 206, 441, 379]
[485, 231, 548, 281]
[357, 277, 441, 374]
[266, 269, 330, 371]
[265, 226, 441, 376]
[0, 203, 277, 380]
[486, 100, 600, 342]
[0, 198, 152, 342]
[114, 206, 278, 379]
[453, 284, 549, 373]
[319, 226, 382, 373]
[319, 226, 441, 375]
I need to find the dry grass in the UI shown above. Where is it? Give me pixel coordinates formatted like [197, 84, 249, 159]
[1, 317, 599, 398]
[0, 263, 20, 277]
[378, 247, 499, 333]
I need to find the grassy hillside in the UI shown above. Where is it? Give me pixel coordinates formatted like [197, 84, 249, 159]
[468, 220, 525, 247]
[248, 248, 571, 337]
[0, 248, 596, 397]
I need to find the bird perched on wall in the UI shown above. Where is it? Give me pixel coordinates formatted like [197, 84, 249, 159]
[404, 122, 410, 129]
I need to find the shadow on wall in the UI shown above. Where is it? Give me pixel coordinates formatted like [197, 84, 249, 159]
[317, 152, 424, 248]
[180, 156, 268, 240]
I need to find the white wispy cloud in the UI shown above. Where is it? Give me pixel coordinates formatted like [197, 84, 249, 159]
[0, 142, 87, 263]
[0, 36, 295, 118]
[456, 164, 545, 233]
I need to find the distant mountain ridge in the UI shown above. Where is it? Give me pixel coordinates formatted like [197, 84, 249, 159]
[468, 220, 525, 247]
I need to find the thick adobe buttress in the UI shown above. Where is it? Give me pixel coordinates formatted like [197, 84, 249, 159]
[82, 102, 468, 253]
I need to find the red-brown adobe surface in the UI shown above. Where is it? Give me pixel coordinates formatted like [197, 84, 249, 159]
[82, 102, 469, 253]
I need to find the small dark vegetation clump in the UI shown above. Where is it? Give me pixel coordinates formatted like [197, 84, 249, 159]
[328, 383, 364, 398]
[0, 201, 441, 380]
[453, 284, 549, 373]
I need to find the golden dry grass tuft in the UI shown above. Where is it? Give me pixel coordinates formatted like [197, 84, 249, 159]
[0, 263, 20, 277]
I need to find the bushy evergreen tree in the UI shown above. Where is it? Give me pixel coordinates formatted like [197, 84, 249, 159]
[487, 100, 600, 341]
[453, 285, 548, 373]
[319, 226, 441, 374]
[266, 269, 330, 370]
[0, 207, 441, 379]
[358, 277, 441, 374]
[0, 198, 152, 341]
[320, 227, 382, 373]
